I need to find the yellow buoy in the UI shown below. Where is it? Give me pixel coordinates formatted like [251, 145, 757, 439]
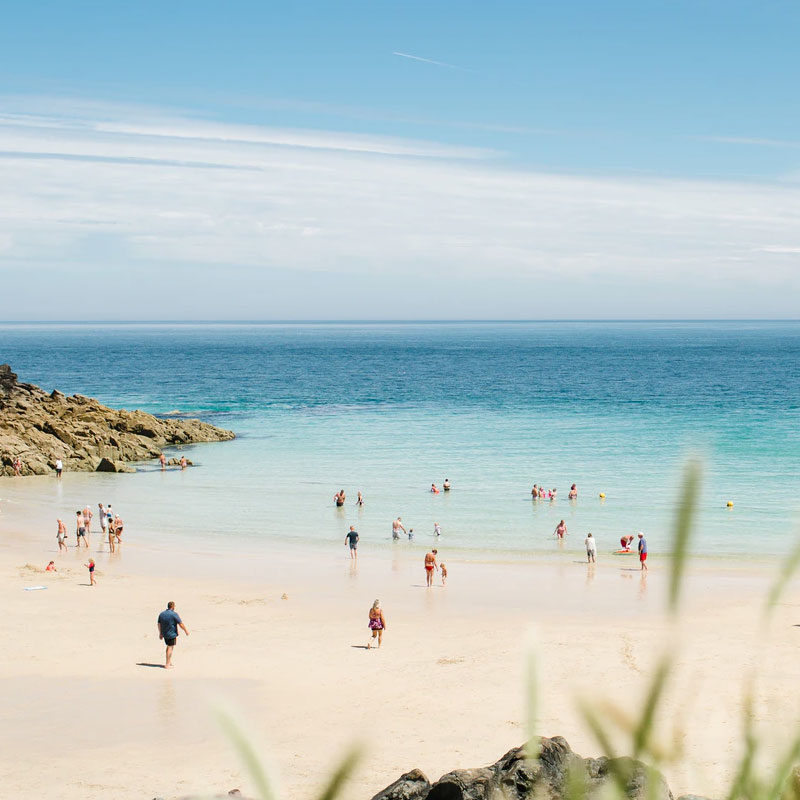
[599, 492, 606, 499]
[726, 501, 733, 508]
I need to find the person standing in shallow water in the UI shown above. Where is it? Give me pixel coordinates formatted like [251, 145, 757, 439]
[367, 599, 386, 649]
[159, 453, 166, 470]
[554, 520, 567, 539]
[638, 532, 648, 571]
[157, 601, 189, 669]
[584, 533, 596, 563]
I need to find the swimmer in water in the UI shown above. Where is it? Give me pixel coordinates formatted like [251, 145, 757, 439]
[434, 522, 441, 537]
[550, 488, 557, 501]
[443, 478, 451, 491]
[568, 483, 578, 499]
[334, 490, 346, 507]
[356, 491, 364, 506]
[431, 483, 440, 494]
[531, 484, 538, 499]
[554, 520, 567, 539]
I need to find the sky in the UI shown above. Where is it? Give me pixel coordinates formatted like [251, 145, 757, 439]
[0, 0, 799, 320]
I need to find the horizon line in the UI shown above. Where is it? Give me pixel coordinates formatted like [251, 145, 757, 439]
[1, 318, 800, 326]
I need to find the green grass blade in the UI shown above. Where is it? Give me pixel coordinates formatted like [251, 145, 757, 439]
[315, 747, 363, 800]
[215, 706, 278, 800]
[524, 635, 540, 761]
[632, 656, 671, 760]
[764, 532, 800, 618]
[725, 693, 757, 800]
[765, 729, 800, 800]
[669, 461, 701, 617]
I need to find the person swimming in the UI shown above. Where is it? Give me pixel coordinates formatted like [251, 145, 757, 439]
[431, 483, 440, 494]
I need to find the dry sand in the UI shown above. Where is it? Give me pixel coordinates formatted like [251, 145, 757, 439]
[1, 528, 799, 800]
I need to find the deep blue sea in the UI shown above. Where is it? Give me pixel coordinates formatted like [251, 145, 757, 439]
[2, 322, 799, 560]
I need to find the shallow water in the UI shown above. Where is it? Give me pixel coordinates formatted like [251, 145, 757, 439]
[1, 321, 799, 560]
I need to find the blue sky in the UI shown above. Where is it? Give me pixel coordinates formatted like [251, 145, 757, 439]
[0, 1, 798, 318]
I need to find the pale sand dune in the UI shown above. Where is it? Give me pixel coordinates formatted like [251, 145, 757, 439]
[0, 535, 798, 800]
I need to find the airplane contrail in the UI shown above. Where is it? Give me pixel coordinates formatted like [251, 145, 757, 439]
[392, 51, 471, 72]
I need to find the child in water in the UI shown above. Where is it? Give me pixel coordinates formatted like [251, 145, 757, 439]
[440, 563, 447, 585]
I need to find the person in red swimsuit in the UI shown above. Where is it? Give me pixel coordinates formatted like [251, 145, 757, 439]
[424, 549, 439, 587]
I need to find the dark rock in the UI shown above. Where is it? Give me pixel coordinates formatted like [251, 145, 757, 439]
[371, 769, 432, 800]
[377, 739, 673, 800]
[95, 458, 136, 474]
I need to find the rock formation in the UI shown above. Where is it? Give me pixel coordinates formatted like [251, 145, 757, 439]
[0, 364, 234, 476]
[371, 738, 677, 800]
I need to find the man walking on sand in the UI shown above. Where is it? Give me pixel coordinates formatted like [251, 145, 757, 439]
[637, 532, 648, 571]
[345, 526, 359, 560]
[424, 549, 439, 587]
[157, 601, 189, 669]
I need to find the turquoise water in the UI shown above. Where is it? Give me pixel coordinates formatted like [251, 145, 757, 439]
[1, 322, 799, 559]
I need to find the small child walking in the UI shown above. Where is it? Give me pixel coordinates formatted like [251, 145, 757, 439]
[440, 562, 448, 586]
[85, 559, 96, 586]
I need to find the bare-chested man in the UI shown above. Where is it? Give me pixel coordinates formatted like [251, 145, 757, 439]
[424, 549, 439, 587]
[392, 516, 406, 540]
[159, 453, 166, 470]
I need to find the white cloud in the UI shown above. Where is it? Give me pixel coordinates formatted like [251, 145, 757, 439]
[0, 98, 799, 318]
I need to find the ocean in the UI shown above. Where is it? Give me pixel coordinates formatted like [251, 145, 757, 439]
[1, 321, 799, 561]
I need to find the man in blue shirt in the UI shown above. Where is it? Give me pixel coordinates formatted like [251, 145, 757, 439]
[637, 532, 648, 571]
[157, 601, 189, 669]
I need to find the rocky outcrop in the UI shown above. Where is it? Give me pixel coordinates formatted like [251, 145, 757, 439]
[371, 738, 673, 800]
[0, 364, 234, 476]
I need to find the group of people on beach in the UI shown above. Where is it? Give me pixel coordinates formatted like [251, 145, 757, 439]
[56, 502, 124, 557]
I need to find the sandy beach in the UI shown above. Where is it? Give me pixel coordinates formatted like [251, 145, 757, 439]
[1, 515, 799, 800]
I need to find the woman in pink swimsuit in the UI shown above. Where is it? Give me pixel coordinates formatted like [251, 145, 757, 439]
[368, 600, 386, 649]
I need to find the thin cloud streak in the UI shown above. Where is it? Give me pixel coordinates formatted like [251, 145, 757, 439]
[696, 135, 800, 149]
[392, 51, 472, 72]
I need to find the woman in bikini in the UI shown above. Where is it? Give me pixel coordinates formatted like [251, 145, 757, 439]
[367, 599, 386, 649]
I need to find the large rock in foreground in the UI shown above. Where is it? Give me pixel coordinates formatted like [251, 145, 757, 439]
[0, 364, 234, 476]
[371, 738, 673, 800]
